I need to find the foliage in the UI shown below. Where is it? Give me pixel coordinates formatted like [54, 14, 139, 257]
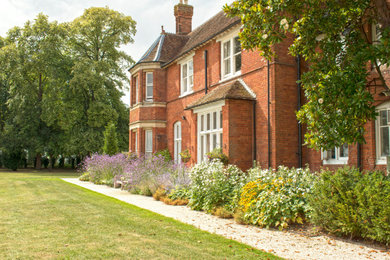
[308, 167, 390, 244]
[179, 149, 191, 163]
[81, 153, 129, 185]
[103, 123, 119, 156]
[3, 150, 22, 171]
[225, 0, 390, 150]
[239, 166, 315, 229]
[155, 149, 172, 162]
[206, 148, 229, 165]
[188, 160, 247, 214]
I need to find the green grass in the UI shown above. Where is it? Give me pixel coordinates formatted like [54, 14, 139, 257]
[0, 169, 281, 259]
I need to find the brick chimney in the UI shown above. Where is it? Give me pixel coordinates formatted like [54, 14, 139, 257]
[174, 0, 193, 35]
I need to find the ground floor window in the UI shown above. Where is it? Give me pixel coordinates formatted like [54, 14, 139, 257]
[376, 103, 390, 164]
[322, 143, 348, 164]
[134, 131, 138, 153]
[174, 122, 182, 163]
[145, 130, 153, 157]
[197, 108, 223, 163]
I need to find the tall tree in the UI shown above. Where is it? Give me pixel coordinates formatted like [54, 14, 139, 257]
[60, 7, 136, 155]
[0, 14, 69, 169]
[103, 122, 119, 156]
[225, 0, 390, 150]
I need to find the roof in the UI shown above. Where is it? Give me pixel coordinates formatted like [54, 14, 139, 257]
[131, 10, 240, 70]
[185, 80, 256, 110]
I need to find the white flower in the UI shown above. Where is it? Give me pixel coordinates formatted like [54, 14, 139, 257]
[318, 98, 324, 104]
[280, 18, 289, 30]
[262, 34, 268, 40]
[316, 34, 326, 41]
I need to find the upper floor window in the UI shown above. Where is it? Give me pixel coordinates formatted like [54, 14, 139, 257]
[146, 72, 153, 101]
[181, 59, 193, 96]
[376, 103, 390, 164]
[222, 36, 241, 79]
[135, 76, 139, 104]
[322, 144, 348, 165]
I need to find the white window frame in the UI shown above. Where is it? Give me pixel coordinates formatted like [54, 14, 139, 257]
[376, 102, 390, 165]
[174, 122, 182, 163]
[221, 35, 241, 80]
[146, 72, 153, 101]
[195, 101, 224, 163]
[134, 131, 138, 153]
[180, 58, 194, 97]
[135, 76, 139, 104]
[145, 129, 153, 157]
[322, 144, 349, 165]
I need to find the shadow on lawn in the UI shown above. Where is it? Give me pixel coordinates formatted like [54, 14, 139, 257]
[0, 168, 79, 178]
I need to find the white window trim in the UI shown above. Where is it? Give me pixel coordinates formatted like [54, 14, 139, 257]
[146, 72, 153, 102]
[134, 131, 138, 153]
[180, 55, 194, 97]
[145, 129, 153, 156]
[195, 101, 225, 163]
[376, 102, 390, 165]
[219, 33, 241, 80]
[135, 76, 139, 104]
[174, 121, 182, 163]
[322, 146, 349, 165]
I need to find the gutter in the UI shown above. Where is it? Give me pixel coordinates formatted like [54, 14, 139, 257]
[267, 60, 271, 169]
[297, 55, 302, 168]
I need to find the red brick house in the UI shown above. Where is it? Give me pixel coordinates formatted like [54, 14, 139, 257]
[129, 1, 390, 171]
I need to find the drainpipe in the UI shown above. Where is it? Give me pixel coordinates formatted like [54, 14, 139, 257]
[297, 54, 302, 168]
[204, 50, 208, 94]
[253, 101, 257, 166]
[267, 60, 271, 168]
[357, 143, 362, 171]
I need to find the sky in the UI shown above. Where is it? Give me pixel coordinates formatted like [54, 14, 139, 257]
[0, 0, 234, 106]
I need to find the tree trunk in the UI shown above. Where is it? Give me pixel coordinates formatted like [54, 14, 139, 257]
[35, 153, 41, 170]
[373, 0, 390, 28]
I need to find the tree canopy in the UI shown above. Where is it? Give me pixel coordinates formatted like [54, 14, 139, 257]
[0, 7, 135, 168]
[225, 0, 390, 150]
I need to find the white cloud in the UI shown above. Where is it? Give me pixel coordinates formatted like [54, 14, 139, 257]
[0, 0, 235, 105]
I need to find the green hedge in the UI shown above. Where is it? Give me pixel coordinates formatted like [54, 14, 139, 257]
[308, 167, 390, 244]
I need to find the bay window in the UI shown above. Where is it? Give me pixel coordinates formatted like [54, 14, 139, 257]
[145, 130, 153, 157]
[197, 107, 223, 163]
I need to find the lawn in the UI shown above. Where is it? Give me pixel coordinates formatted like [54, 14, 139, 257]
[0, 169, 281, 259]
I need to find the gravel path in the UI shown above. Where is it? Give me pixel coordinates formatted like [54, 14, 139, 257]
[63, 178, 390, 260]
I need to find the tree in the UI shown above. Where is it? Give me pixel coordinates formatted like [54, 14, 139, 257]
[0, 14, 70, 169]
[59, 7, 136, 155]
[103, 122, 119, 156]
[225, 0, 390, 150]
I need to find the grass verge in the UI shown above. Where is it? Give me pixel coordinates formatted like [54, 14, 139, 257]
[0, 170, 281, 259]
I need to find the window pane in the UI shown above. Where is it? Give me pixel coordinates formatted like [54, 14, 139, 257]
[381, 127, 390, 157]
[220, 111, 222, 129]
[380, 110, 387, 126]
[206, 134, 210, 153]
[200, 135, 204, 161]
[234, 37, 241, 54]
[183, 64, 187, 78]
[224, 59, 231, 75]
[146, 130, 153, 152]
[220, 133, 223, 148]
[207, 113, 210, 131]
[189, 60, 193, 75]
[223, 41, 230, 59]
[327, 148, 336, 159]
[235, 54, 241, 72]
[212, 134, 217, 150]
[213, 112, 217, 130]
[183, 78, 188, 93]
[147, 73, 153, 84]
[340, 143, 348, 158]
[147, 85, 153, 98]
[201, 115, 204, 131]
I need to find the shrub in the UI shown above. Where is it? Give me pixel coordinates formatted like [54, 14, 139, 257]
[239, 166, 315, 229]
[3, 151, 21, 171]
[154, 149, 172, 162]
[81, 153, 129, 184]
[308, 167, 390, 244]
[188, 160, 247, 213]
[103, 123, 119, 156]
[206, 148, 228, 165]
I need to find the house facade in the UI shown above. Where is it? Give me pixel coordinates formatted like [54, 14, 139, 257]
[129, 1, 390, 171]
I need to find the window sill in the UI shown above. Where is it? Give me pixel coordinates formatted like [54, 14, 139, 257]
[179, 91, 194, 98]
[376, 159, 387, 165]
[219, 71, 242, 84]
[323, 159, 348, 165]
